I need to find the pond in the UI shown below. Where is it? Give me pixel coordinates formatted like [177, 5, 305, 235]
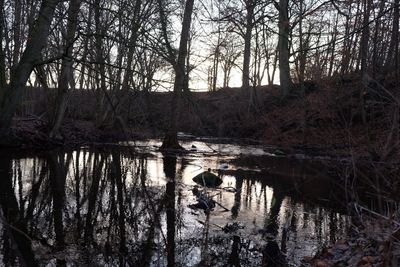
[0, 139, 350, 266]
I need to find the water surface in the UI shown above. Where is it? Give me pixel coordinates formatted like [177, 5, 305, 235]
[0, 139, 349, 266]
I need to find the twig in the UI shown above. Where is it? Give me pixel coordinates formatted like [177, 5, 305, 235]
[214, 200, 230, 212]
[353, 203, 400, 227]
[0, 212, 34, 243]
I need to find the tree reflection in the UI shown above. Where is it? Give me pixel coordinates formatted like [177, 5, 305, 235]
[227, 235, 241, 267]
[262, 187, 286, 267]
[48, 151, 72, 266]
[231, 174, 244, 219]
[0, 148, 350, 266]
[84, 151, 105, 244]
[0, 157, 38, 266]
[163, 154, 176, 267]
[264, 190, 284, 237]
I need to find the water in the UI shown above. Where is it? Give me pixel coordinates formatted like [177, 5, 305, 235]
[0, 139, 349, 266]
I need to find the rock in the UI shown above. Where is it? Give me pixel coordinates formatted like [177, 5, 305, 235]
[273, 149, 286, 156]
[192, 169, 222, 187]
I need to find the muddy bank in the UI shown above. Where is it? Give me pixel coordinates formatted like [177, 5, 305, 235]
[7, 116, 153, 149]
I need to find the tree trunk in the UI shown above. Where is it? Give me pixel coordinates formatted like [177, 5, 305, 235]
[49, 0, 82, 138]
[161, 0, 194, 149]
[0, 0, 6, 88]
[360, 0, 371, 125]
[277, 0, 292, 99]
[271, 45, 279, 85]
[328, 16, 339, 77]
[0, 0, 60, 141]
[297, 0, 305, 83]
[372, 0, 385, 76]
[242, 0, 254, 91]
[94, 0, 109, 127]
[212, 42, 220, 92]
[11, 0, 22, 76]
[360, 0, 371, 76]
[78, 8, 93, 90]
[385, 0, 399, 69]
[123, 0, 142, 91]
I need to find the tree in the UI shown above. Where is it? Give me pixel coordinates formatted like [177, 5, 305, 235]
[242, 0, 255, 91]
[0, 0, 6, 88]
[160, 0, 195, 149]
[385, 0, 399, 70]
[0, 0, 60, 142]
[220, 34, 241, 88]
[48, 0, 82, 138]
[360, 0, 372, 124]
[275, 0, 292, 99]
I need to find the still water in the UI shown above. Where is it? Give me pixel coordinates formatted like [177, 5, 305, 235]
[0, 139, 349, 266]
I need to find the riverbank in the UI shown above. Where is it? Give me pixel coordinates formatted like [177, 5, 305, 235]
[302, 215, 400, 267]
[3, 108, 400, 266]
[7, 78, 399, 266]
[8, 76, 400, 163]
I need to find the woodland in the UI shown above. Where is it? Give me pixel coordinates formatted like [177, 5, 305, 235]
[0, 0, 397, 150]
[0, 0, 400, 266]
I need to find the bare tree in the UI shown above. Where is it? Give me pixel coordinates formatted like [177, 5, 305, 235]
[220, 34, 241, 88]
[160, 0, 195, 149]
[242, 0, 255, 91]
[0, 0, 60, 141]
[0, 0, 5, 88]
[275, 0, 292, 99]
[385, 0, 399, 70]
[49, 0, 82, 138]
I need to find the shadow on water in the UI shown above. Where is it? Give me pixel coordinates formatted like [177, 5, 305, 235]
[0, 143, 352, 266]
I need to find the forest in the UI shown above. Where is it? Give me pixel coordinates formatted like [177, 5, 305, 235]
[0, 0, 399, 266]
